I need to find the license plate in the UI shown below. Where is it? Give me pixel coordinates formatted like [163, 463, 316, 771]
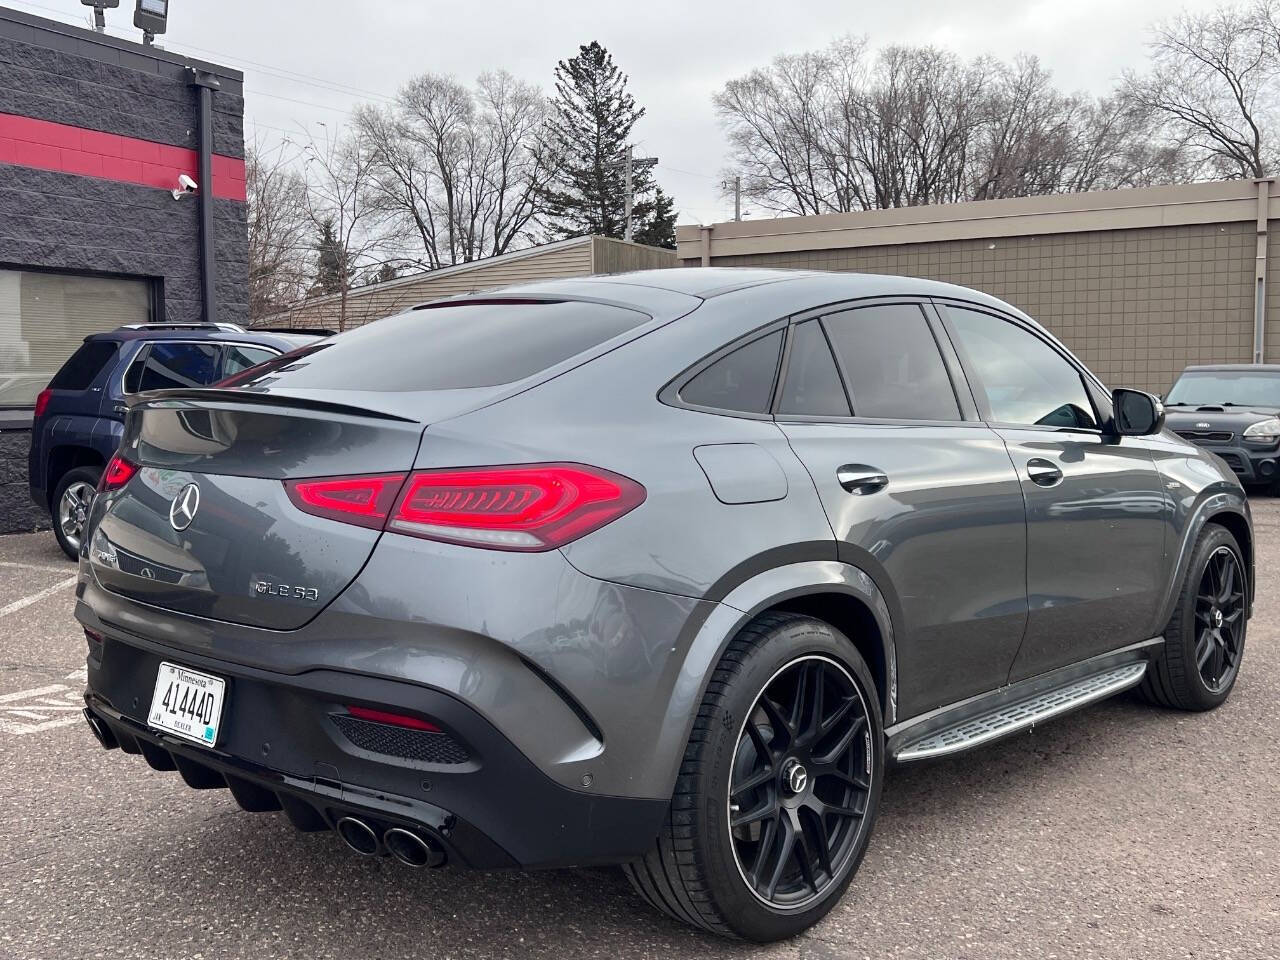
[147, 662, 225, 747]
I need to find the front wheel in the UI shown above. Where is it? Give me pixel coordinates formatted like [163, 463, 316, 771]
[1141, 522, 1247, 710]
[624, 613, 883, 941]
[52, 466, 100, 560]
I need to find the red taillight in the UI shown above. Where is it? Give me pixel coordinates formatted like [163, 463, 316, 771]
[345, 705, 441, 732]
[284, 463, 644, 551]
[98, 454, 137, 492]
[284, 473, 406, 530]
[389, 463, 646, 551]
[33, 389, 52, 419]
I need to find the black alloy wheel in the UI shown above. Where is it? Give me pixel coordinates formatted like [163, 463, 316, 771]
[1193, 544, 1245, 694]
[727, 655, 874, 909]
[1140, 522, 1247, 711]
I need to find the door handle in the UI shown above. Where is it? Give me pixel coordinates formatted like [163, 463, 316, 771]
[837, 465, 888, 495]
[1026, 458, 1063, 487]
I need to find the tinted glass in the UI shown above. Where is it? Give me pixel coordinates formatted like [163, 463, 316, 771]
[48, 341, 117, 390]
[221, 346, 276, 377]
[1165, 371, 1280, 407]
[947, 307, 1097, 429]
[823, 305, 959, 420]
[230, 301, 648, 392]
[681, 331, 783, 414]
[778, 320, 850, 417]
[129, 343, 223, 393]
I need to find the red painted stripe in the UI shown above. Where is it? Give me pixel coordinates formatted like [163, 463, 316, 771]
[0, 112, 246, 202]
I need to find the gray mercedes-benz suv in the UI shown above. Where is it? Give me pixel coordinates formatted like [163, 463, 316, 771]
[76, 269, 1252, 942]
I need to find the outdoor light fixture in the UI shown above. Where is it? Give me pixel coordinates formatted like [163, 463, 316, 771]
[133, 0, 168, 45]
[80, 0, 120, 34]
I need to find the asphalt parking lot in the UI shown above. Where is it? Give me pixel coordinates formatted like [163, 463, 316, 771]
[2, 508, 1279, 960]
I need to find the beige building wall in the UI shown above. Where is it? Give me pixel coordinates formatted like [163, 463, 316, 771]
[264, 235, 675, 332]
[677, 181, 1274, 395]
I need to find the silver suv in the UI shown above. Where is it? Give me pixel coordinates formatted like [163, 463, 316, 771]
[77, 270, 1251, 941]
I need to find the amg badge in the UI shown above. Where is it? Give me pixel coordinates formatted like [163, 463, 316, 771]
[253, 580, 320, 602]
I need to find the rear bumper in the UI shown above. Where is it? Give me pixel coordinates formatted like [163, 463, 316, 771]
[81, 629, 667, 869]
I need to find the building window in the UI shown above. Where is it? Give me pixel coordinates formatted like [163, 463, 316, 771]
[0, 268, 153, 407]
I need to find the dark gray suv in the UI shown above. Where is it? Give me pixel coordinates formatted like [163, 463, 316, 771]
[76, 270, 1252, 942]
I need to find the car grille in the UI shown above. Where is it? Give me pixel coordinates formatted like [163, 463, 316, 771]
[331, 714, 471, 765]
[1174, 430, 1234, 444]
[1215, 452, 1246, 473]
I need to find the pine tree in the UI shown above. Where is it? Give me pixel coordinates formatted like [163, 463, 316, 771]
[542, 42, 676, 244]
[312, 218, 351, 295]
[632, 185, 677, 249]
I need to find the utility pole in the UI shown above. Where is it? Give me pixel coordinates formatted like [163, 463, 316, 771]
[624, 145, 634, 243]
[734, 176, 742, 222]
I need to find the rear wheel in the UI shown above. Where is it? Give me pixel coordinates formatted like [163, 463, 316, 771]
[623, 613, 883, 941]
[1141, 523, 1247, 710]
[52, 467, 100, 560]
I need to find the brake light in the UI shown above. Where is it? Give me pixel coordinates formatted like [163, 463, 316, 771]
[284, 463, 645, 551]
[285, 473, 406, 530]
[388, 463, 645, 551]
[33, 389, 52, 419]
[98, 454, 137, 492]
[345, 705, 441, 732]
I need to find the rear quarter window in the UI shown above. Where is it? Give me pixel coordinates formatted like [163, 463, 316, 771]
[678, 331, 784, 414]
[48, 341, 118, 390]
[229, 301, 650, 392]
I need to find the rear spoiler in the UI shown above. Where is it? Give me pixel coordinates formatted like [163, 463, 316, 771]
[126, 387, 418, 423]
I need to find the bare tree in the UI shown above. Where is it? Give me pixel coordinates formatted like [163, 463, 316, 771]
[245, 139, 311, 320]
[715, 41, 854, 216]
[717, 37, 1189, 216]
[299, 127, 382, 331]
[356, 71, 550, 269]
[1124, 3, 1278, 179]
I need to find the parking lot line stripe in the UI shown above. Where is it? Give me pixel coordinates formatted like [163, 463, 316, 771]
[0, 560, 74, 573]
[0, 684, 66, 704]
[0, 576, 78, 620]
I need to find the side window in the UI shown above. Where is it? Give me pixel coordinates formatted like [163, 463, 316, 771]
[126, 342, 223, 393]
[48, 341, 118, 390]
[822, 304, 960, 420]
[680, 330, 783, 414]
[946, 306, 1098, 430]
[221, 346, 276, 378]
[778, 320, 850, 417]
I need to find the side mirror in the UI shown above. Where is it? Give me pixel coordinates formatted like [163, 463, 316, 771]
[1111, 388, 1165, 437]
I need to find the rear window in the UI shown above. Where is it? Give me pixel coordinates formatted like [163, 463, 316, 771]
[230, 301, 649, 392]
[48, 341, 117, 390]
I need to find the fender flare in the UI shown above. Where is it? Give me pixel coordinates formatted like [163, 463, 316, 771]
[650, 559, 897, 800]
[1149, 488, 1253, 635]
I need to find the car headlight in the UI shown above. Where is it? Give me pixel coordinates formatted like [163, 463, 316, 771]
[1243, 417, 1280, 441]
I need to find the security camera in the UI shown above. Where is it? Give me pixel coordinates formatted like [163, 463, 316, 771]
[171, 174, 198, 200]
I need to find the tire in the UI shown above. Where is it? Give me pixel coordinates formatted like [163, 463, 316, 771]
[51, 466, 101, 560]
[623, 613, 884, 942]
[1140, 522, 1247, 711]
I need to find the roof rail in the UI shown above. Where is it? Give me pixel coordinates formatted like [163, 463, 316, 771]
[118, 322, 246, 332]
[249, 325, 339, 337]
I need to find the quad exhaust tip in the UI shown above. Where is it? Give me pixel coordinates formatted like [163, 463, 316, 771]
[335, 816, 380, 856]
[83, 708, 118, 751]
[384, 826, 446, 868]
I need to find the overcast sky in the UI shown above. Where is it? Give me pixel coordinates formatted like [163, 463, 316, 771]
[14, 0, 1227, 225]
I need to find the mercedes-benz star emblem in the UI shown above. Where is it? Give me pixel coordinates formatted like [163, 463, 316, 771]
[782, 758, 809, 795]
[169, 483, 201, 531]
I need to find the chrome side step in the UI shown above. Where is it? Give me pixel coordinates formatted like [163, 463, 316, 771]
[894, 662, 1147, 762]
